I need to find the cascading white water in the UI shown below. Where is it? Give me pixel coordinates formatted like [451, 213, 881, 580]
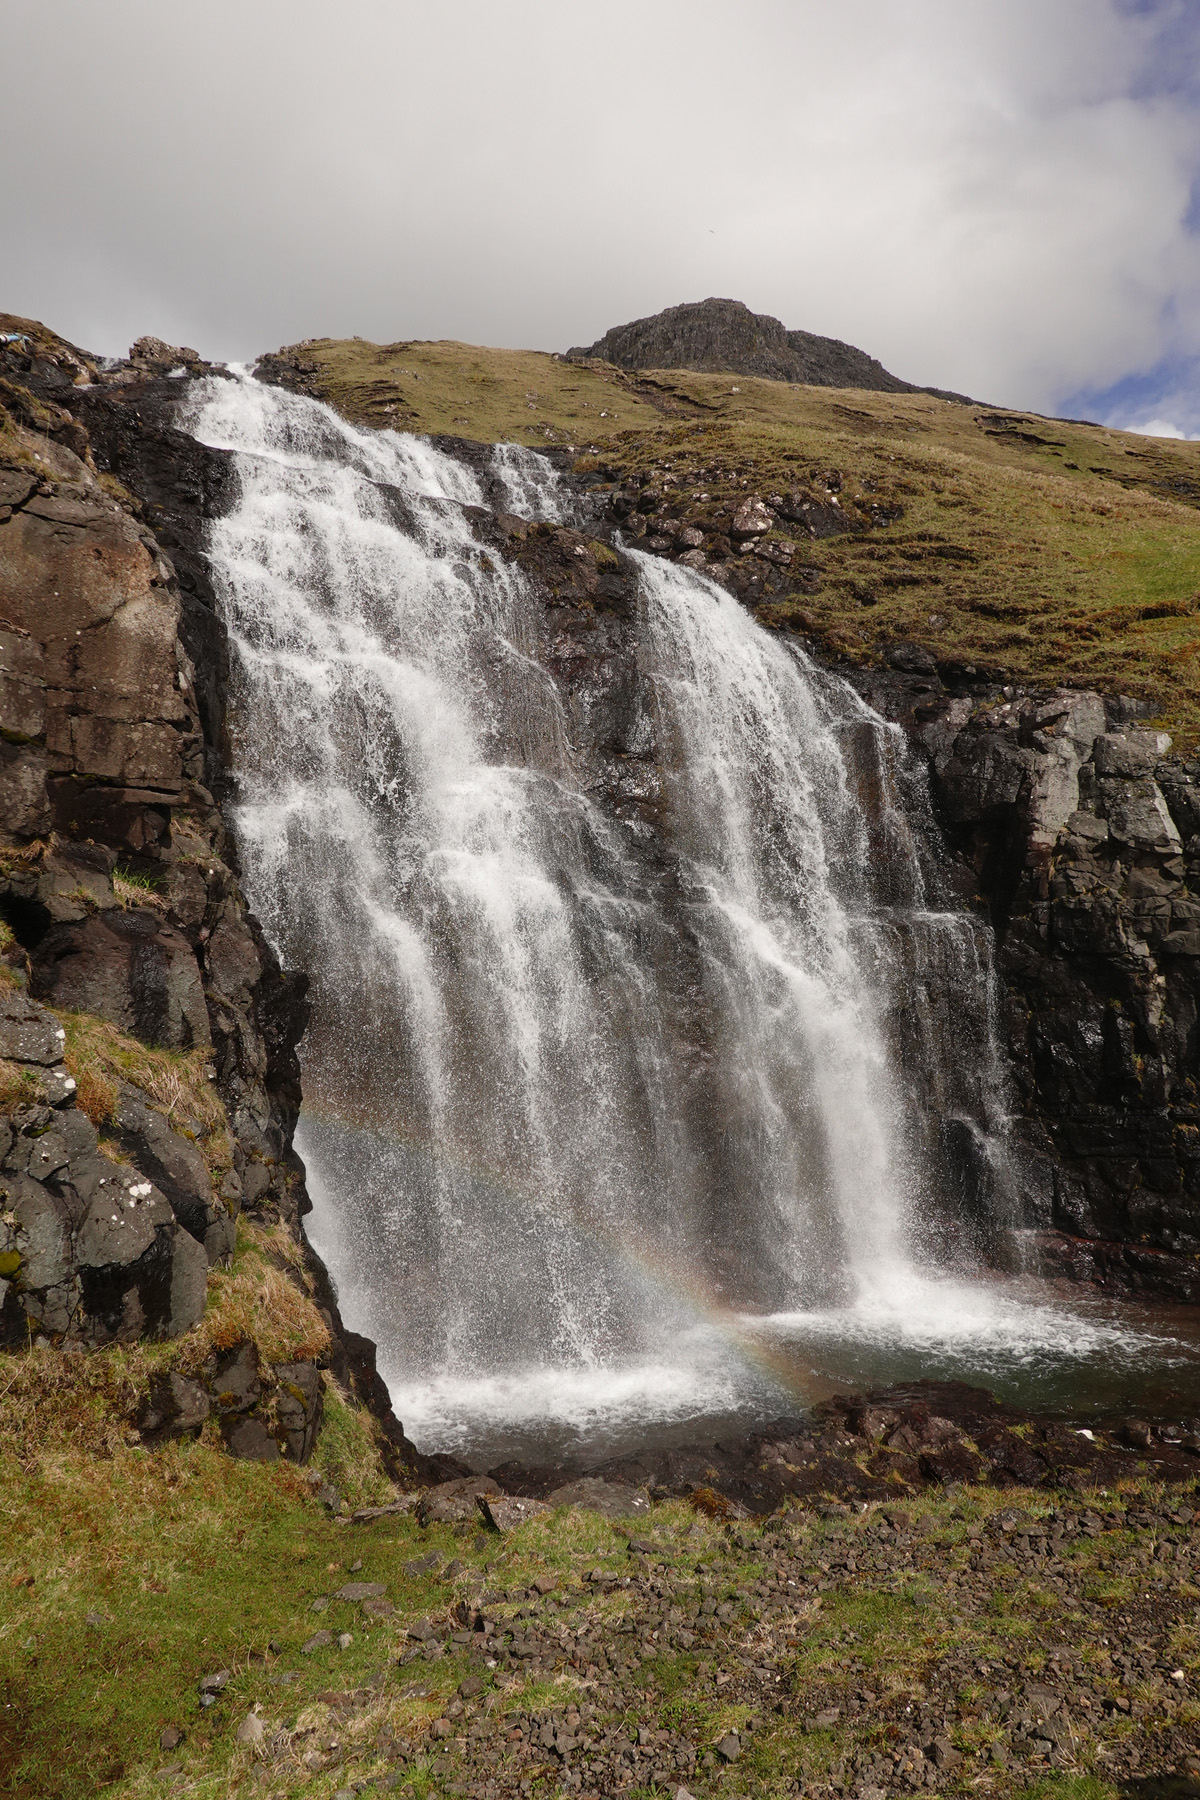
[183, 373, 1178, 1458]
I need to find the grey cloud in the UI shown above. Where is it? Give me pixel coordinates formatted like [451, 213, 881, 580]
[3, 0, 1199, 414]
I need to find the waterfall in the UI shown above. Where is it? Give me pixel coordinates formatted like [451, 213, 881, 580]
[185, 372, 1020, 1454]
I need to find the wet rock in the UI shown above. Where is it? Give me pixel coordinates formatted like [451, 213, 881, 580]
[129, 337, 202, 368]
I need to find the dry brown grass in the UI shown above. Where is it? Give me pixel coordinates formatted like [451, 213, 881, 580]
[185, 1218, 331, 1368]
[0, 1341, 147, 1464]
[52, 1006, 233, 1173]
[0, 1056, 43, 1112]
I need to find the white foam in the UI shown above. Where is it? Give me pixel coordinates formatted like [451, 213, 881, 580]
[388, 1345, 747, 1456]
[751, 1270, 1185, 1364]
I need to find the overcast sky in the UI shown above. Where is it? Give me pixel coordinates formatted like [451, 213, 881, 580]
[4, 0, 1199, 432]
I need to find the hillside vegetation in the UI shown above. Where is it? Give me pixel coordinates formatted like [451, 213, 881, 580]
[263, 336, 1200, 740]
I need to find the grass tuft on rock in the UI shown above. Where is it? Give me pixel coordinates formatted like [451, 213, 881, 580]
[51, 1006, 232, 1174]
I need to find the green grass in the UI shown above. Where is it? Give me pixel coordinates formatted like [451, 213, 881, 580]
[3, 1444, 1196, 1800]
[274, 334, 1200, 742]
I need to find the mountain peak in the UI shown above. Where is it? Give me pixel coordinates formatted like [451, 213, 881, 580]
[567, 296, 965, 400]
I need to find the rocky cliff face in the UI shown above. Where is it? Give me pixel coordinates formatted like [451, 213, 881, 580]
[567, 297, 969, 400]
[854, 656, 1200, 1301]
[0, 320, 433, 1476]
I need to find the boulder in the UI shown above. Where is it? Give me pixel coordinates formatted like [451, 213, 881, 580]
[226, 1417, 280, 1462]
[730, 496, 773, 538]
[209, 1339, 262, 1414]
[546, 1477, 651, 1519]
[417, 1475, 501, 1526]
[476, 1493, 550, 1533]
[140, 1369, 211, 1441]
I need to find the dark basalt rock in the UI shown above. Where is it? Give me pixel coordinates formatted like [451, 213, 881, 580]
[567, 296, 972, 402]
[839, 661, 1200, 1300]
[487, 1380, 1200, 1516]
[0, 1002, 209, 1347]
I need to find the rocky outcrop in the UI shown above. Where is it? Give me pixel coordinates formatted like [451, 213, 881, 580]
[8, 310, 1196, 1345]
[0, 330, 301, 1228]
[0, 320, 430, 1470]
[0, 990, 209, 1344]
[844, 654, 1200, 1299]
[139, 1337, 324, 1463]
[491, 1379, 1200, 1514]
[567, 297, 970, 401]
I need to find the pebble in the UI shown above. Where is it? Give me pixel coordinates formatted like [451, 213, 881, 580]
[235, 1712, 264, 1745]
[337, 1632, 353, 1650]
[302, 1630, 333, 1654]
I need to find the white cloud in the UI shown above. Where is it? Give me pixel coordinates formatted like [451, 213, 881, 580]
[2, 0, 1198, 415]
[1123, 417, 1198, 439]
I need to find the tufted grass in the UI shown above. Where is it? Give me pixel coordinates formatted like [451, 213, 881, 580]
[0, 1220, 333, 1453]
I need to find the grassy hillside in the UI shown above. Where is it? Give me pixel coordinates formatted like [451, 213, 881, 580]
[267, 337, 1200, 741]
[4, 1386, 1197, 1800]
